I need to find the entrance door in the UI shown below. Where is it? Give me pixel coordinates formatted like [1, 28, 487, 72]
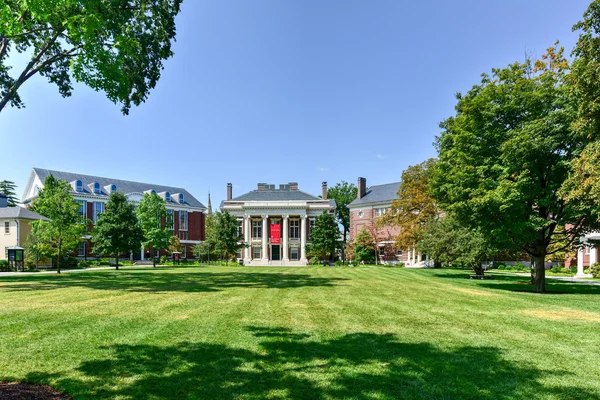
[271, 245, 280, 261]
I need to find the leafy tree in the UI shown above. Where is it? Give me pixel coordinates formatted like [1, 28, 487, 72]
[327, 181, 358, 244]
[418, 216, 494, 276]
[307, 211, 339, 261]
[136, 192, 172, 267]
[432, 46, 599, 292]
[29, 174, 84, 273]
[346, 228, 376, 264]
[192, 213, 218, 262]
[24, 220, 52, 268]
[93, 192, 143, 269]
[168, 236, 183, 255]
[0, 0, 182, 114]
[0, 180, 18, 206]
[213, 211, 246, 261]
[381, 159, 438, 251]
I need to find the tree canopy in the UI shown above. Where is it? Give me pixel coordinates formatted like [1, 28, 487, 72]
[29, 174, 84, 273]
[432, 46, 599, 292]
[0, 180, 18, 206]
[0, 0, 182, 114]
[213, 211, 245, 261]
[327, 181, 357, 244]
[93, 192, 143, 269]
[307, 212, 339, 262]
[136, 192, 172, 267]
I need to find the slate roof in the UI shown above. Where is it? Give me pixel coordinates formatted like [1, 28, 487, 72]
[30, 168, 206, 209]
[221, 188, 336, 209]
[0, 206, 49, 221]
[348, 182, 401, 207]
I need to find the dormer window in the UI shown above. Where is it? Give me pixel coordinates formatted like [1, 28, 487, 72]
[165, 192, 171, 202]
[144, 189, 157, 196]
[179, 193, 184, 204]
[110, 185, 117, 193]
[76, 180, 83, 192]
[93, 182, 101, 194]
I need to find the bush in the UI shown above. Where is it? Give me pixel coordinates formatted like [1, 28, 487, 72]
[180, 259, 188, 265]
[0, 260, 10, 272]
[513, 263, 526, 271]
[550, 266, 561, 274]
[309, 257, 320, 265]
[334, 260, 343, 266]
[497, 265, 506, 271]
[159, 255, 168, 265]
[78, 261, 90, 268]
[25, 260, 37, 271]
[397, 262, 405, 268]
[560, 267, 571, 274]
[591, 262, 600, 278]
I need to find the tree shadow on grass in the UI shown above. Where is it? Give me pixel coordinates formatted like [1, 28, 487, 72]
[21, 327, 599, 400]
[0, 271, 347, 294]
[432, 272, 600, 295]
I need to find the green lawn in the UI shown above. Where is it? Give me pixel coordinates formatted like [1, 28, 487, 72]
[0, 267, 599, 400]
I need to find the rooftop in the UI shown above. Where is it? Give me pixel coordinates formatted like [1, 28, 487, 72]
[0, 206, 49, 221]
[348, 182, 400, 207]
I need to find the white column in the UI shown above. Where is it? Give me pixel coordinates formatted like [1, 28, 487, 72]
[417, 251, 422, 263]
[590, 246, 597, 266]
[244, 215, 251, 262]
[577, 247, 585, 277]
[300, 215, 307, 264]
[140, 246, 144, 261]
[262, 215, 269, 263]
[282, 215, 289, 263]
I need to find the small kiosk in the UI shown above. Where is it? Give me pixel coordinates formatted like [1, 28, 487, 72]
[7, 246, 25, 272]
[172, 251, 181, 265]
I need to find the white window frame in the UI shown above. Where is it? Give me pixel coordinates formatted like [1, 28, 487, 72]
[291, 247, 299, 261]
[94, 183, 101, 194]
[290, 220, 300, 239]
[92, 202, 105, 223]
[76, 180, 83, 192]
[253, 246, 261, 259]
[179, 210, 188, 231]
[252, 220, 262, 239]
[78, 242, 86, 257]
[179, 193, 184, 204]
[166, 209, 174, 230]
[236, 219, 243, 238]
[77, 200, 87, 222]
[4, 221, 9, 234]
[165, 192, 171, 202]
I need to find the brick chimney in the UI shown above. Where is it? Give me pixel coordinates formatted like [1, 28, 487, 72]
[289, 182, 298, 191]
[322, 182, 328, 200]
[257, 183, 266, 191]
[226, 183, 232, 201]
[357, 177, 366, 200]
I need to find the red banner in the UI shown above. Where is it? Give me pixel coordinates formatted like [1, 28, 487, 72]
[270, 223, 281, 244]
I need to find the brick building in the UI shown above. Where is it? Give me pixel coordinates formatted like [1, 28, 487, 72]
[22, 168, 206, 260]
[221, 182, 336, 266]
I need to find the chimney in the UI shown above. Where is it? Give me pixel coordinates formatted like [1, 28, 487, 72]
[358, 177, 366, 199]
[257, 183, 266, 191]
[289, 182, 298, 191]
[226, 183, 232, 201]
[322, 182, 328, 200]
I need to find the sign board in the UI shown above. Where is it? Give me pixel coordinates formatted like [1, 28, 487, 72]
[270, 223, 281, 244]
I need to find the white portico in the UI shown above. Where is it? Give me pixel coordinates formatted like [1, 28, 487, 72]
[221, 182, 336, 266]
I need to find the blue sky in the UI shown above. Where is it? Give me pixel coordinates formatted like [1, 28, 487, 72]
[0, 0, 593, 207]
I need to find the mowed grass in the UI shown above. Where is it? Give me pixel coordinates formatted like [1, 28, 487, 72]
[1, 267, 599, 400]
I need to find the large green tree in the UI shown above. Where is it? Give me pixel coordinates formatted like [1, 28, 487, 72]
[432, 46, 599, 293]
[25, 218, 52, 268]
[327, 181, 357, 244]
[29, 174, 85, 273]
[381, 159, 438, 251]
[93, 192, 143, 269]
[213, 211, 245, 261]
[0, 0, 182, 114]
[307, 211, 339, 262]
[192, 213, 218, 263]
[0, 180, 18, 206]
[136, 192, 172, 267]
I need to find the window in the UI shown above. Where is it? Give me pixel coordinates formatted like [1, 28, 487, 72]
[76, 200, 87, 222]
[166, 209, 174, 230]
[93, 183, 101, 194]
[253, 246, 261, 259]
[92, 202, 105, 223]
[179, 193, 184, 204]
[110, 185, 117, 193]
[78, 242, 86, 257]
[309, 219, 315, 236]
[179, 231, 188, 240]
[33, 185, 40, 196]
[290, 220, 299, 239]
[586, 246, 591, 255]
[181, 245, 186, 258]
[4, 221, 9, 234]
[236, 219, 243, 238]
[179, 210, 188, 231]
[291, 247, 299, 261]
[358, 211, 364, 217]
[76, 180, 83, 192]
[397, 250, 403, 256]
[236, 249, 242, 259]
[375, 208, 389, 217]
[165, 192, 171, 202]
[252, 220, 262, 239]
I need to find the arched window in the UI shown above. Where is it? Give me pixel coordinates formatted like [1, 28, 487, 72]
[76, 180, 83, 192]
[179, 193, 184, 203]
[110, 184, 117, 193]
[165, 192, 171, 202]
[94, 182, 101, 194]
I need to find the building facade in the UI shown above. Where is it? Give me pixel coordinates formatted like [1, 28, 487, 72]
[0, 193, 49, 260]
[348, 177, 418, 265]
[221, 182, 336, 266]
[22, 168, 206, 260]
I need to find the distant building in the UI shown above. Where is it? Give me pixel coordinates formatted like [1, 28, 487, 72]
[348, 177, 417, 264]
[22, 168, 206, 260]
[0, 194, 49, 260]
[221, 182, 336, 266]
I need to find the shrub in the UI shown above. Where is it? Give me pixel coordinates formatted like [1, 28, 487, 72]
[498, 265, 506, 271]
[584, 268, 591, 275]
[159, 256, 168, 265]
[78, 261, 90, 268]
[0, 260, 10, 272]
[334, 260, 343, 266]
[25, 260, 37, 271]
[180, 259, 188, 265]
[560, 267, 571, 274]
[550, 266, 561, 274]
[513, 263, 526, 271]
[309, 257, 320, 265]
[397, 262, 405, 268]
[591, 262, 600, 278]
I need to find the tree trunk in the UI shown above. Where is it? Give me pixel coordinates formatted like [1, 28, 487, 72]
[115, 251, 119, 270]
[153, 248, 156, 267]
[56, 246, 61, 274]
[534, 254, 546, 293]
[473, 263, 484, 276]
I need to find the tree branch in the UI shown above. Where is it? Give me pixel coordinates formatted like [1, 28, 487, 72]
[25, 45, 82, 81]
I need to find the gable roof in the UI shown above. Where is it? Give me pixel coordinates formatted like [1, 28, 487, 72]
[0, 206, 49, 221]
[348, 182, 400, 207]
[28, 168, 206, 209]
[232, 189, 321, 202]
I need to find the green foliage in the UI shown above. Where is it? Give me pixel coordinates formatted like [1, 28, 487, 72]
[0, 0, 183, 114]
[309, 257, 321, 265]
[29, 174, 85, 273]
[432, 47, 599, 292]
[591, 262, 600, 278]
[137, 192, 172, 267]
[93, 192, 143, 269]
[327, 181, 358, 243]
[0, 259, 9, 272]
[0, 180, 18, 206]
[306, 212, 340, 261]
[159, 255, 168, 265]
[212, 211, 246, 261]
[24, 221, 52, 268]
[347, 229, 376, 264]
